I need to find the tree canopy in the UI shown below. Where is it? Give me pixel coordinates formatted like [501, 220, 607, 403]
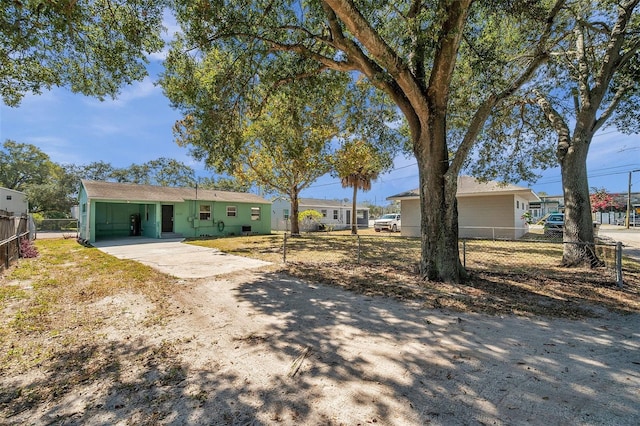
[1, 0, 166, 106]
[470, 0, 640, 266]
[0, 140, 54, 191]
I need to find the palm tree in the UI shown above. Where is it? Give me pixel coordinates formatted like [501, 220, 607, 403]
[333, 140, 390, 235]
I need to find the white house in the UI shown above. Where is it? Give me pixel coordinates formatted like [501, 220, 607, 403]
[271, 198, 370, 231]
[388, 176, 540, 239]
[0, 187, 28, 216]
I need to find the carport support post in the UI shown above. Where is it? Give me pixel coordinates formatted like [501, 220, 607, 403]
[616, 241, 623, 287]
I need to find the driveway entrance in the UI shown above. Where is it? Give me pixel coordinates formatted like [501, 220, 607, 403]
[93, 237, 271, 279]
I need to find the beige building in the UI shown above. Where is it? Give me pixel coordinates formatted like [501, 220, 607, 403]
[388, 176, 540, 239]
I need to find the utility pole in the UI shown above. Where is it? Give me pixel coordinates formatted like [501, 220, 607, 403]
[626, 169, 640, 229]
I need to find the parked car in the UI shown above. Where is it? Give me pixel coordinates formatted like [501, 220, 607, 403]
[543, 213, 601, 237]
[374, 213, 401, 232]
[543, 213, 564, 237]
[615, 213, 640, 226]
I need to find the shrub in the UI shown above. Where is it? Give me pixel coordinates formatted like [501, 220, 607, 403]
[19, 238, 39, 258]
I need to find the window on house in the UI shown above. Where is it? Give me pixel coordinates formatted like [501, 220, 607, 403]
[321, 209, 327, 218]
[516, 200, 520, 209]
[251, 207, 261, 221]
[6, 195, 11, 200]
[333, 210, 338, 220]
[226, 206, 237, 217]
[200, 204, 211, 220]
[357, 210, 365, 219]
[283, 209, 289, 220]
[82, 203, 86, 213]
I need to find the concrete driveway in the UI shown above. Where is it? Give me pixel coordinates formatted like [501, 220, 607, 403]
[93, 238, 271, 279]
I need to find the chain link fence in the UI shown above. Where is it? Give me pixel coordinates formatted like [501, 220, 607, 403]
[281, 231, 628, 286]
[35, 218, 78, 232]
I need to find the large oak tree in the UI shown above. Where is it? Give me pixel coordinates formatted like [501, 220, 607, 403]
[533, 0, 640, 266]
[167, 0, 564, 282]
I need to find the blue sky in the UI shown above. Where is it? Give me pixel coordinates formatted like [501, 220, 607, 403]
[1, 35, 639, 207]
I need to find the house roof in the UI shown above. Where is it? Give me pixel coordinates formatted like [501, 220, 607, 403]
[387, 176, 540, 202]
[81, 180, 271, 204]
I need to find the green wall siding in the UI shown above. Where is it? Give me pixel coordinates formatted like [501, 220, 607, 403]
[174, 201, 271, 237]
[141, 204, 157, 238]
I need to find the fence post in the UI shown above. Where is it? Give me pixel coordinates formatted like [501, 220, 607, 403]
[357, 235, 361, 265]
[462, 239, 466, 268]
[616, 241, 623, 288]
[283, 233, 287, 263]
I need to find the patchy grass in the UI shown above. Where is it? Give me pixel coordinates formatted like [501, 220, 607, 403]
[0, 239, 176, 375]
[188, 234, 640, 318]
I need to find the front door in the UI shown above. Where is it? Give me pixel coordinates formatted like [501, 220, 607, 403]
[162, 205, 174, 233]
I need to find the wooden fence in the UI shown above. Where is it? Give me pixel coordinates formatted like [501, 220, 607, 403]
[0, 211, 30, 273]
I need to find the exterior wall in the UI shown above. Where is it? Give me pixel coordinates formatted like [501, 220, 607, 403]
[400, 194, 530, 239]
[271, 200, 290, 231]
[78, 188, 90, 242]
[141, 204, 158, 238]
[0, 187, 28, 216]
[400, 199, 421, 237]
[458, 195, 515, 239]
[178, 200, 272, 237]
[513, 194, 530, 236]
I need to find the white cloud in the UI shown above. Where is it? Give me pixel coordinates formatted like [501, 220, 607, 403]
[83, 77, 160, 108]
[149, 9, 182, 61]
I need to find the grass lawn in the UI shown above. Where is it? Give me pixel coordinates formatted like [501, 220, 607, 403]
[188, 233, 640, 318]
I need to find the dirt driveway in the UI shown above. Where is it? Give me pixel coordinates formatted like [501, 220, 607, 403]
[4, 239, 639, 425]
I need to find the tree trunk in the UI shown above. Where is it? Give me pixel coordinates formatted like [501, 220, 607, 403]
[559, 136, 601, 267]
[414, 129, 467, 283]
[290, 189, 300, 236]
[351, 185, 358, 235]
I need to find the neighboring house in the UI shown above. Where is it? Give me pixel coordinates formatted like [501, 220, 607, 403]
[78, 180, 271, 244]
[528, 195, 563, 221]
[388, 176, 540, 239]
[529, 192, 640, 225]
[0, 187, 28, 216]
[0, 187, 30, 240]
[271, 198, 370, 231]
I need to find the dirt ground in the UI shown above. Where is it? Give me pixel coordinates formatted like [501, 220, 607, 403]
[2, 265, 639, 425]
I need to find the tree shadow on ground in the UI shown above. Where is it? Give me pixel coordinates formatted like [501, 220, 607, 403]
[227, 272, 640, 424]
[1, 271, 638, 425]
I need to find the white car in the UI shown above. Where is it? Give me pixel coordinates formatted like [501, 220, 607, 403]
[374, 213, 401, 232]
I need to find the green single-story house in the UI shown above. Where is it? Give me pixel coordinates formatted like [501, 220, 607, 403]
[78, 180, 271, 244]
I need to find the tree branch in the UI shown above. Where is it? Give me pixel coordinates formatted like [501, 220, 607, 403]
[322, 0, 428, 118]
[450, 0, 566, 175]
[593, 83, 629, 132]
[589, 0, 640, 110]
[534, 89, 571, 161]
